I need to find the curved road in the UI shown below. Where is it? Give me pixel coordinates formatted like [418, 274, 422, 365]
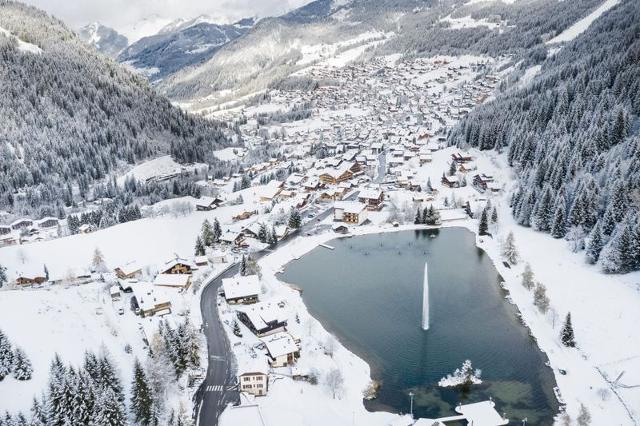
[195, 190, 361, 425]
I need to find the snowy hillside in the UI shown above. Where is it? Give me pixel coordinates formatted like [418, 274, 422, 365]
[119, 18, 254, 82]
[78, 22, 128, 58]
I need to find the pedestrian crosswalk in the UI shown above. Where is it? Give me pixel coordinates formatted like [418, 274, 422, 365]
[206, 385, 223, 392]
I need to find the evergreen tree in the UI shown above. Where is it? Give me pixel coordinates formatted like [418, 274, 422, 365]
[478, 208, 489, 236]
[533, 283, 550, 314]
[11, 348, 32, 381]
[560, 313, 576, 347]
[131, 359, 153, 426]
[288, 208, 301, 229]
[240, 255, 247, 277]
[270, 227, 278, 246]
[585, 222, 605, 264]
[414, 208, 422, 225]
[501, 232, 519, 265]
[212, 218, 222, 243]
[91, 387, 126, 426]
[0, 263, 6, 288]
[0, 330, 13, 381]
[533, 186, 554, 231]
[550, 200, 567, 238]
[194, 236, 205, 257]
[491, 207, 498, 224]
[201, 219, 214, 247]
[521, 263, 534, 290]
[30, 397, 47, 426]
[258, 223, 268, 243]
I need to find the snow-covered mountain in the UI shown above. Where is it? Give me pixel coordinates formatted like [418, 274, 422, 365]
[78, 22, 128, 58]
[118, 17, 255, 81]
[0, 1, 230, 216]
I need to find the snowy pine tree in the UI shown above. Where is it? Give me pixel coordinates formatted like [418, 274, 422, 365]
[90, 386, 126, 426]
[585, 222, 605, 264]
[131, 359, 153, 426]
[194, 236, 205, 256]
[501, 232, 519, 265]
[201, 220, 214, 247]
[0, 264, 7, 288]
[478, 208, 489, 236]
[11, 348, 32, 381]
[0, 330, 13, 381]
[560, 313, 576, 347]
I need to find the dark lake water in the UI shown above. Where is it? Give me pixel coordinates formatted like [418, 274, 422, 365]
[280, 228, 559, 424]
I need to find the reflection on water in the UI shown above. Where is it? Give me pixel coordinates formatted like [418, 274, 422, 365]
[281, 228, 559, 424]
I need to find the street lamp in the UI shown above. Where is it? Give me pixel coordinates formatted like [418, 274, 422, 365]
[409, 391, 415, 420]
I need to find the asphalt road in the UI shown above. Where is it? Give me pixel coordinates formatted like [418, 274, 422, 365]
[195, 190, 360, 425]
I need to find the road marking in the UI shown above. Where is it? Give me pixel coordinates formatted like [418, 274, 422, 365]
[206, 385, 223, 392]
[210, 355, 225, 362]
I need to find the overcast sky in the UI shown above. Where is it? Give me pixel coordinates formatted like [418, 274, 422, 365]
[21, 0, 312, 41]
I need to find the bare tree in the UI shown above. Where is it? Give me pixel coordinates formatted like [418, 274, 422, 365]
[325, 368, 344, 399]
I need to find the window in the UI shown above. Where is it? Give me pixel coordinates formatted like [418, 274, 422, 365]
[243, 377, 250, 382]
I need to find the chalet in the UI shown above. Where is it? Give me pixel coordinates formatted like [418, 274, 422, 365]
[194, 256, 209, 267]
[37, 217, 59, 229]
[458, 161, 477, 173]
[451, 152, 473, 163]
[319, 189, 343, 202]
[239, 371, 269, 397]
[131, 282, 172, 317]
[15, 272, 47, 286]
[0, 225, 10, 236]
[160, 257, 193, 275]
[2, 236, 18, 247]
[319, 167, 353, 185]
[114, 262, 142, 280]
[370, 142, 384, 154]
[237, 302, 287, 337]
[303, 178, 322, 192]
[222, 275, 260, 304]
[261, 332, 300, 368]
[274, 225, 290, 241]
[11, 218, 32, 231]
[472, 174, 494, 192]
[259, 181, 283, 203]
[334, 201, 368, 225]
[419, 153, 433, 165]
[153, 273, 192, 289]
[358, 189, 385, 211]
[441, 175, 460, 188]
[195, 197, 218, 211]
[233, 210, 256, 221]
[220, 231, 246, 247]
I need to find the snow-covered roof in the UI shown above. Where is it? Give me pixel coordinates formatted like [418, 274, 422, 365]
[153, 273, 190, 288]
[261, 332, 298, 358]
[222, 275, 261, 300]
[115, 261, 141, 276]
[237, 302, 287, 332]
[195, 196, 218, 208]
[219, 404, 267, 426]
[131, 282, 170, 312]
[335, 201, 367, 214]
[358, 188, 382, 200]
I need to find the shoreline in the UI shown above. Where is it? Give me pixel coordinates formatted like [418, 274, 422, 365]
[245, 214, 629, 424]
